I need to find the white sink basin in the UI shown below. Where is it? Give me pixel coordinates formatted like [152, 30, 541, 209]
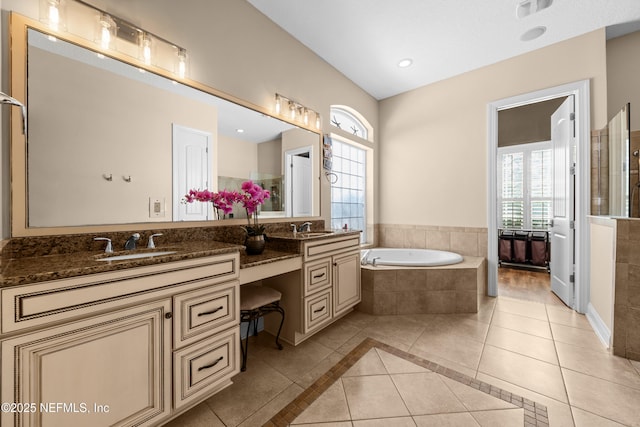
[97, 251, 177, 262]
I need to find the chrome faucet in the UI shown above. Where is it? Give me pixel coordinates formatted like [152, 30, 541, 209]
[300, 222, 312, 232]
[94, 237, 113, 253]
[290, 224, 297, 237]
[124, 233, 140, 250]
[147, 233, 163, 249]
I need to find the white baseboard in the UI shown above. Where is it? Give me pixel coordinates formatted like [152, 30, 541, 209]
[586, 303, 611, 349]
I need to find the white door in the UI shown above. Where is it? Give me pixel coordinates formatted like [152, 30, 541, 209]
[284, 146, 313, 217]
[172, 125, 213, 221]
[550, 96, 575, 307]
[292, 154, 312, 216]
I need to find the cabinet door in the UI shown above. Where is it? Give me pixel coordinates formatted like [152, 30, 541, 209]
[333, 251, 361, 316]
[1, 300, 172, 427]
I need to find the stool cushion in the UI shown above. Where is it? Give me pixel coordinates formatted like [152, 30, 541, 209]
[240, 285, 282, 311]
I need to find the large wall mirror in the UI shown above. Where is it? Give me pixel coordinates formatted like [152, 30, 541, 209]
[10, 14, 321, 236]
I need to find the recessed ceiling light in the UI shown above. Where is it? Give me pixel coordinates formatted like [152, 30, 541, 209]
[236, 129, 244, 133]
[397, 58, 413, 68]
[520, 26, 546, 41]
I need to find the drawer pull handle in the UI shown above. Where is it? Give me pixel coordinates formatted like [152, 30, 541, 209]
[313, 306, 326, 313]
[313, 272, 325, 279]
[198, 356, 224, 371]
[198, 306, 224, 316]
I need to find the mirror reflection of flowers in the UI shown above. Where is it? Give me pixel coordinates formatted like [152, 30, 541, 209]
[239, 180, 271, 236]
[183, 189, 240, 220]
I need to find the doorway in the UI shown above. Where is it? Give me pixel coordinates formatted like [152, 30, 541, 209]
[487, 80, 591, 313]
[284, 146, 313, 217]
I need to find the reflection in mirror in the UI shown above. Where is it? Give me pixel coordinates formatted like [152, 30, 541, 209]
[608, 103, 631, 217]
[593, 103, 632, 217]
[25, 27, 320, 228]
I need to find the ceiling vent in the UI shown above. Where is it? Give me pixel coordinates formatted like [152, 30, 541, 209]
[517, 0, 553, 18]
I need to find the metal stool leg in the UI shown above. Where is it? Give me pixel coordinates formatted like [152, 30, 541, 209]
[274, 303, 285, 351]
[240, 310, 256, 372]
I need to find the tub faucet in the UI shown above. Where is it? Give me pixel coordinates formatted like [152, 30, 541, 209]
[94, 237, 113, 253]
[124, 233, 140, 250]
[147, 233, 163, 249]
[371, 257, 381, 266]
[300, 222, 312, 232]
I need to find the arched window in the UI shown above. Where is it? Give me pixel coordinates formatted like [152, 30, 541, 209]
[329, 105, 373, 142]
[327, 105, 373, 244]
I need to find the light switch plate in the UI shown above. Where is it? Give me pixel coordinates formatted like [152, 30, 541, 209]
[149, 197, 165, 218]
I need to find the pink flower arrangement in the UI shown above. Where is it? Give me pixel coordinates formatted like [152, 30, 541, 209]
[183, 181, 270, 234]
[184, 188, 241, 219]
[239, 180, 271, 235]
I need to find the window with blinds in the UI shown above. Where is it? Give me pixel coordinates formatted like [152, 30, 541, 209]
[498, 143, 553, 230]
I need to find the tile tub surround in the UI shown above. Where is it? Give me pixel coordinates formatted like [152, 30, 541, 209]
[358, 257, 486, 315]
[613, 218, 640, 361]
[376, 224, 489, 258]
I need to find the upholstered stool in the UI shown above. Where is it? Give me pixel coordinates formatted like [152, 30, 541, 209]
[240, 285, 285, 371]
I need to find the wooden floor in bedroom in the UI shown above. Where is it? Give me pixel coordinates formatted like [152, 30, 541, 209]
[497, 266, 565, 306]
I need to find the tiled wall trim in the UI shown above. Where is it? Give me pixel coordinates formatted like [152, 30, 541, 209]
[613, 218, 640, 361]
[376, 224, 488, 258]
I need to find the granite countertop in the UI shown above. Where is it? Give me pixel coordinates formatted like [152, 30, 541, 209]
[0, 226, 360, 288]
[0, 240, 299, 288]
[268, 229, 361, 241]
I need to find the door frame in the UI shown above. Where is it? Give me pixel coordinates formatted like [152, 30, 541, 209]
[486, 80, 591, 313]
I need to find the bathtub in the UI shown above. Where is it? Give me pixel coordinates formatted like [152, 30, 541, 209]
[358, 248, 486, 315]
[361, 248, 464, 267]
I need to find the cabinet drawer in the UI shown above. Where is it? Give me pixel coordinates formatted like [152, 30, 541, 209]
[304, 259, 331, 296]
[303, 235, 360, 262]
[303, 289, 332, 333]
[173, 327, 239, 410]
[2, 253, 239, 334]
[174, 281, 239, 348]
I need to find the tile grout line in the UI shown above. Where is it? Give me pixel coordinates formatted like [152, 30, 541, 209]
[545, 302, 576, 427]
[264, 337, 549, 427]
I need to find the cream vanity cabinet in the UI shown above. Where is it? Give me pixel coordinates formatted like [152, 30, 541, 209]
[0, 253, 240, 427]
[264, 234, 361, 345]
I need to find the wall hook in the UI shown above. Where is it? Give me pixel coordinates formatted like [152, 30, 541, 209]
[123, 175, 132, 183]
[103, 173, 113, 181]
[324, 171, 338, 184]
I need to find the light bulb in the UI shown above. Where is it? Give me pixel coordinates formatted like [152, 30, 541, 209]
[275, 95, 282, 115]
[177, 49, 187, 78]
[140, 33, 152, 65]
[315, 113, 321, 130]
[49, 3, 59, 30]
[289, 102, 296, 120]
[98, 13, 116, 50]
[303, 108, 309, 125]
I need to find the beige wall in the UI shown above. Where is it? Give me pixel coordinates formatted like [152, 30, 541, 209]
[0, 0, 378, 238]
[218, 135, 258, 179]
[379, 30, 607, 229]
[27, 47, 217, 227]
[607, 30, 640, 129]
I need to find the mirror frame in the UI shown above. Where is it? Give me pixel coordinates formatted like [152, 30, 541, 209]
[9, 12, 322, 237]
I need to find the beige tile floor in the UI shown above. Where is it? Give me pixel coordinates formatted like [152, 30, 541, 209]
[165, 295, 640, 427]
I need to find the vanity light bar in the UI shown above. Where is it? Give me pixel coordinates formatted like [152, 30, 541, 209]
[42, 0, 189, 79]
[274, 93, 321, 130]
